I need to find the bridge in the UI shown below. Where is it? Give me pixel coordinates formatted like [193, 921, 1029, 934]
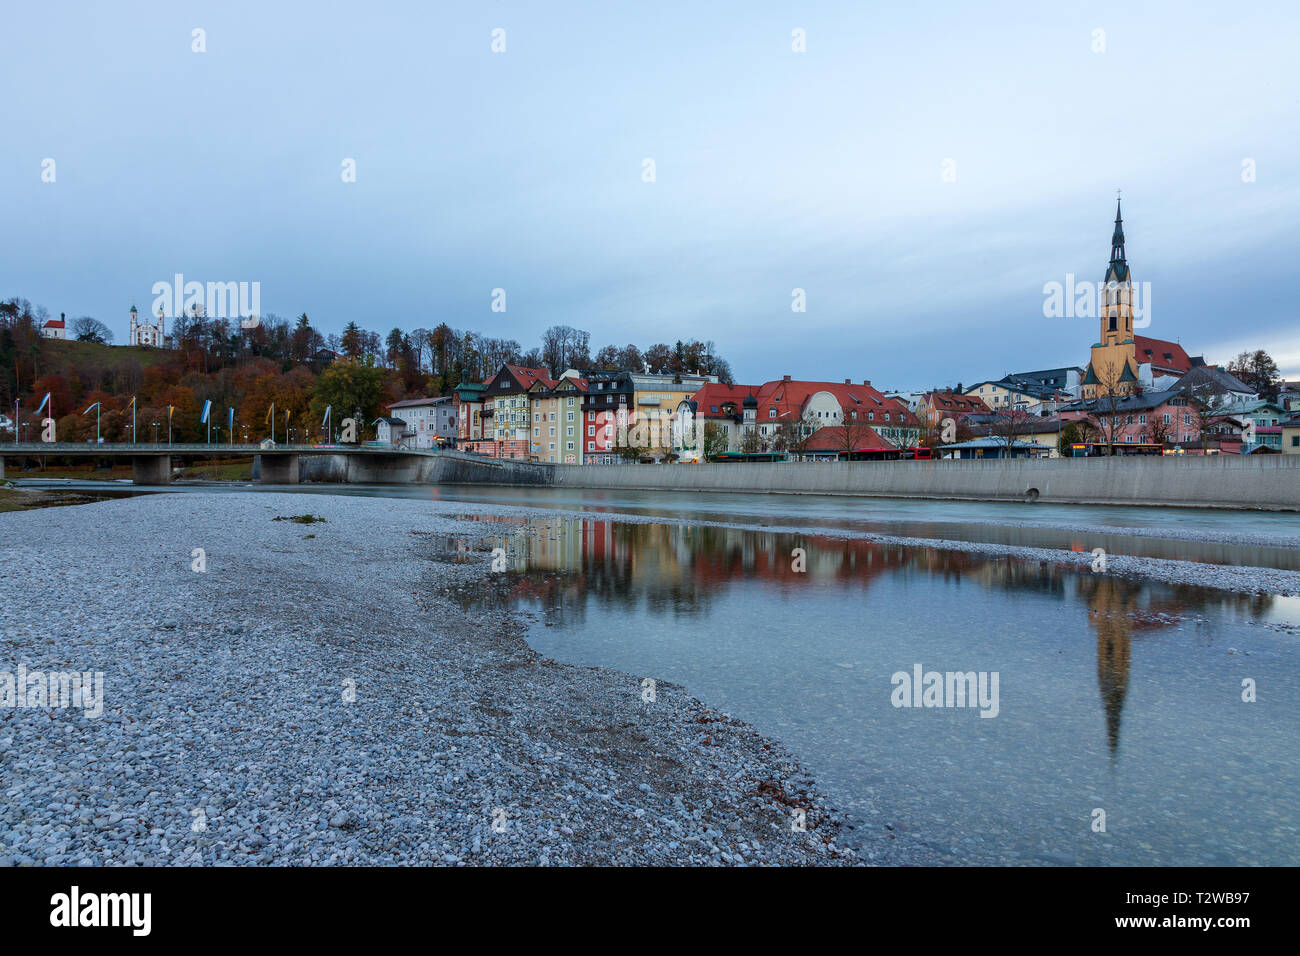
[0, 442, 484, 485]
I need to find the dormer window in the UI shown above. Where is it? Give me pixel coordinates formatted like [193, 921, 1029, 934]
[769, 408, 776, 418]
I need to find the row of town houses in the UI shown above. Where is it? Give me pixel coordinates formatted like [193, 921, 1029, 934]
[376, 368, 935, 463]
[373, 358, 1300, 462]
[374, 201, 1300, 462]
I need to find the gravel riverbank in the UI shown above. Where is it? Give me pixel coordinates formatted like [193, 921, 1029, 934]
[0, 493, 858, 866]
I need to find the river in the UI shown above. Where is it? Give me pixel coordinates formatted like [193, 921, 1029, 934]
[15, 479, 1300, 864]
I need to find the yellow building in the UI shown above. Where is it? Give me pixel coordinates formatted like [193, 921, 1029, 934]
[1283, 416, 1300, 455]
[964, 380, 1050, 412]
[1082, 199, 1142, 399]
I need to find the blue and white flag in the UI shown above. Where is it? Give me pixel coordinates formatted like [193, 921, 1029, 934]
[322, 405, 332, 428]
[35, 392, 51, 415]
[82, 402, 101, 415]
[228, 407, 234, 429]
[200, 400, 212, 424]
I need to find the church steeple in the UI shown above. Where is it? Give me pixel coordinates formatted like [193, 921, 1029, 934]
[1083, 193, 1141, 399]
[1110, 196, 1125, 264]
[1106, 194, 1129, 282]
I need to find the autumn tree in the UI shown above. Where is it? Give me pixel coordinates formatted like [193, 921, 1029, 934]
[310, 357, 385, 441]
[702, 421, 729, 460]
[340, 322, 365, 359]
[1227, 349, 1280, 402]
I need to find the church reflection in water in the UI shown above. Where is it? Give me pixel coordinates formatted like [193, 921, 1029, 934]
[431, 516, 1276, 757]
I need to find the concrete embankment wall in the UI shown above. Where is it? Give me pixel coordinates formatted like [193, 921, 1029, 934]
[289, 450, 1300, 511]
[548, 455, 1300, 511]
[296, 451, 552, 486]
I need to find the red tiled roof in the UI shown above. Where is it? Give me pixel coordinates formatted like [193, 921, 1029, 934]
[1134, 336, 1194, 374]
[43, 319, 65, 328]
[487, 365, 555, 392]
[798, 424, 893, 452]
[689, 383, 758, 417]
[507, 365, 555, 388]
[923, 391, 990, 415]
[752, 379, 919, 426]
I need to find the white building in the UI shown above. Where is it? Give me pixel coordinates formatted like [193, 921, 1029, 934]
[128, 305, 166, 347]
[40, 313, 67, 339]
[385, 396, 457, 448]
[373, 417, 408, 446]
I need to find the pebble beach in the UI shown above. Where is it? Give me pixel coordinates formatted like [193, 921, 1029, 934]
[0, 492, 857, 866]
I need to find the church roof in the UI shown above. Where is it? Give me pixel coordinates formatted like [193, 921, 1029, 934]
[1134, 336, 1197, 374]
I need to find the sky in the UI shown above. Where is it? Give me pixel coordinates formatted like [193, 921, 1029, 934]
[3, 1, 1299, 389]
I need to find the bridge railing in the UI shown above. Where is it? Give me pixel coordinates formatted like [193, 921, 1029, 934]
[1, 442, 436, 454]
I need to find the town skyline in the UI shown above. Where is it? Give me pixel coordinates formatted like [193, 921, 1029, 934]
[4, 2, 1297, 386]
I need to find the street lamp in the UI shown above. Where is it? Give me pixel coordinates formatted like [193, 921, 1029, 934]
[152, 421, 160, 444]
[82, 402, 102, 443]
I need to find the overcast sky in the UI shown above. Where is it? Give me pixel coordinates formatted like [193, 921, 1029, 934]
[4, 1, 1298, 388]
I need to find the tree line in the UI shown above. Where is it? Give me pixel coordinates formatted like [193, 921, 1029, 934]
[0, 297, 733, 444]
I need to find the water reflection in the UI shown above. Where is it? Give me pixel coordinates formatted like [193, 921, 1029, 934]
[437, 518, 1283, 758]
[425, 515, 1299, 865]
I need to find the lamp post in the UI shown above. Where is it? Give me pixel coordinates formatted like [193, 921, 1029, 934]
[13, 398, 18, 446]
[82, 402, 102, 443]
[152, 421, 160, 445]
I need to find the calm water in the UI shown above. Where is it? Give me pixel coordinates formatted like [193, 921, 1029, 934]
[432, 516, 1299, 866]
[22, 479, 1300, 569]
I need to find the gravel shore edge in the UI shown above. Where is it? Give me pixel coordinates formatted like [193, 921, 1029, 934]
[0, 493, 860, 866]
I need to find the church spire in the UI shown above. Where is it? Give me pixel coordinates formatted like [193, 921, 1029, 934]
[1110, 194, 1126, 265]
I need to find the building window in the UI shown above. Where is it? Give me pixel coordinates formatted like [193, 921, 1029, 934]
[769, 408, 776, 418]
[588, 441, 595, 451]
[1163, 413, 1172, 425]
[588, 425, 594, 436]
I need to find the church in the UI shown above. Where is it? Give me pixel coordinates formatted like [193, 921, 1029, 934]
[1080, 198, 1203, 398]
[127, 304, 170, 348]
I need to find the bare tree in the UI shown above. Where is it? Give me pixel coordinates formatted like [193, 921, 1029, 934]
[990, 407, 1039, 456]
[71, 316, 113, 344]
[833, 408, 876, 459]
[738, 427, 764, 456]
[1148, 412, 1171, 447]
[1090, 362, 1128, 454]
